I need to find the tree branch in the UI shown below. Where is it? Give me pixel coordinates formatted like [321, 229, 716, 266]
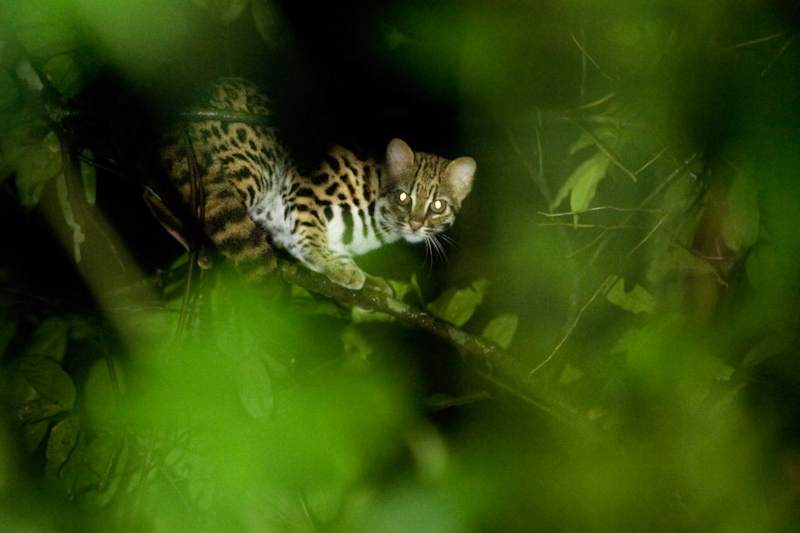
[273, 258, 591, 429]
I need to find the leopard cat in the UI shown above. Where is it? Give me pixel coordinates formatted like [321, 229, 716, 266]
[157, 78, 476, 291]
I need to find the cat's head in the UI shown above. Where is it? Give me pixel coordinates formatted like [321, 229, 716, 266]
[380, 138, 476, 244]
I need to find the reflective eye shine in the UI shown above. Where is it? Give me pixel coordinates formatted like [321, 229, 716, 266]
[430, 199, 446, 213]
[398, 191, 410, 204]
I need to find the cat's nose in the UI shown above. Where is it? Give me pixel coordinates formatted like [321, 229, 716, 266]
[409, 220, 423, 232]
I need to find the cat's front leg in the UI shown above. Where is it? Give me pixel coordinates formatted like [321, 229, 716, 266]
[363, 273, 392, 296]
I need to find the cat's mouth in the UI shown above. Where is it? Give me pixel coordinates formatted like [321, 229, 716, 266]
[403, 230, 429, 243]
[402, 223, 437, 243]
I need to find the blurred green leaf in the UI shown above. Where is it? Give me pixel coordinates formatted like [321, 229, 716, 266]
[23, 420, 50, 452]
[481, 313, 518, 349]
[72, 0, 190, 78]
[15, 130, 62, 209]
[722, 172, 759, 252]
[606, 276, 655, 315]
[26, 317, 69, 362]
[193, 0, 248, 24]
[252, 0, 280, 47]
[55, 172, 86, 262]
[557, 363, 584, 385]
[236, 355, 274, 420]
[648, 243, 716, 283]
[742, 333, 795, 369]
[74, 433, 125, 508]
[341, 324, 373, 371]
[427, 279, 489, 327]
[45, 413, 80, 472]
[567, 128, 616, 155]
[17, 355, 76, 414]
[42, 53, 82, 97]
[80, 149, 97, 205]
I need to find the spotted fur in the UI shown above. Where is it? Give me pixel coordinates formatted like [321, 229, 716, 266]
[161, 78, 476, 290]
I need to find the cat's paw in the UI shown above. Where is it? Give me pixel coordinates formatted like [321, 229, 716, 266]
[363, 274, 393, 296]
[326, 263, 366, 290]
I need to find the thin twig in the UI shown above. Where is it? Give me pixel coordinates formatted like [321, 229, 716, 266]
[570, 31, 612, 81]
[574, 122, 638, 182]
[539, 222, 645, 230]
[530, 274, 615, 375]
[175, 124, 203, 341]
[540, 206, 663, 217]
[634, 148, 667, 176]
[627, 210, 671, 257]
[760, 33, 796, 78]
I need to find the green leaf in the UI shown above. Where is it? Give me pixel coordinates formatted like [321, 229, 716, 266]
[27, 317, 70, 362]
[606, 276, 656, 314]
[46, 414, 80, 471]
[75, 434, 126, 508]
[15, 130, 62, 208]
[557, 363, 584, 385]
[567, 128, 616, 155]
[427, 279, 489, 327]
[341, 324, 373, 371]
[17, 355, 76, 415]
[722, 173, 759, 252]
[742, 333, 795, 369]
[55, 173, 86, 263]
[481, 313, 518, 349]
[236, 355, 274, 420]
[569, 151, 612, 225]
[252, 0, 280, 47]
[23, 420, 50, 452]
[648, 244, 716, 283]
[80, 149, 97, 205]
[387, 272, 423, 304]
[550, 150, 611, 226]
[194, 0, 248, 24]
[42, 53, 82, 97]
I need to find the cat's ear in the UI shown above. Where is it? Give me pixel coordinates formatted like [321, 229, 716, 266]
[446, 157, 476, 199]
[386, 138, 415, 176]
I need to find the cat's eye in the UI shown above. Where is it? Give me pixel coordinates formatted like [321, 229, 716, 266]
[429, 199, 446, 214]
[397, 191, 411, 205]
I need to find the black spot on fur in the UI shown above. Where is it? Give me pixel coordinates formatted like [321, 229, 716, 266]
[233, 167, 253, 179]
[324, 155, 341, 173]
[312, 173, 329, 185]
[341, 208, 354, 245]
